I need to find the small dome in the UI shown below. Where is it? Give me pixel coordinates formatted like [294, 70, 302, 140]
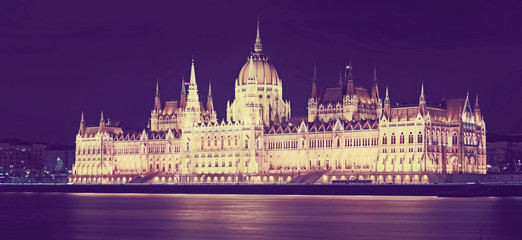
[238, 55, 279, 85]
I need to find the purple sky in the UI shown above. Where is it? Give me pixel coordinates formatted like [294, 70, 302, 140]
[1, 0, 521, 145]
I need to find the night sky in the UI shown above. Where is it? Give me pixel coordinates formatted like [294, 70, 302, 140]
[1, 0, 521, 145]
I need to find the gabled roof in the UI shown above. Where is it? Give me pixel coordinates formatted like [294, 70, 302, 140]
[372, 120, 379, 129]
[322, 87, 343, 103]
[390, 106, 418, 122]
[162, 101, 178, 115]
[318, 123, 325, 131]
[354, 121, 361, 130]
[326, 123, 333, 131]
[82, 126, 123, 138]
[355, 87, 371, 104]
[445, 98, 465, 122]
[362, 120, 371, 129]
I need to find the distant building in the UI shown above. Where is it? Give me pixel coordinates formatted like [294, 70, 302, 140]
[487, 133, 522, 173]
[0, 139, 45, 178]
[44, 145, 75, 174]
[71, 21, 486, 184]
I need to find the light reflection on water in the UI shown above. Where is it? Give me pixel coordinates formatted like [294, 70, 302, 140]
[1, 193, 521, 240]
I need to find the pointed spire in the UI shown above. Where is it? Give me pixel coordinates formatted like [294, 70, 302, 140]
[186, 57, 201, 114]
[155, 77, 160, 98]
[79, 112, 86, 134]
[384, 86, 390, 104]
[419, 82, 427, 116]
[208, 80, 212, 97]
[346, 59, 355, 95]
[373, 65, 377, 82]
[154, 78, 161, 111]
[464, 89, 470, 110]
[180, 75, 186, 96]
[383, 86, 391, 118]
[99, 110, 105, 130]
[312, 63, 317, 84]
[371, 65, 379, 99]
[474, 93, 482, 123]
[100, 110, 104, 123]
[189, 56, 196, 85]
[419, 82, 425, 103]
[179, 75, 187, 109]
[311, 63, 318, 99]
[207, 80, 214, 113]
[347, 59, 353, 80]
[254, 17, 263, 53]
[338, 67, 343, 87]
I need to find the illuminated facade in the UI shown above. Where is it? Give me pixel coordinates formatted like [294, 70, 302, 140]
[70, 22, 486, 184]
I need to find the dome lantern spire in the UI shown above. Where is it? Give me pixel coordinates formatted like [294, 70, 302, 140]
[254, 17, 263, 54]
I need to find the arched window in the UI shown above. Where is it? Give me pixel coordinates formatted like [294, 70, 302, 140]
[245, 140, 248, 149]
[452, 134, 458, 145]
[418, 132, 423, 143]
[391, 134, 396, 144]
[337, 138, 340, 147]
[409, 133, 414, 143]
[382, 134, 387, 145]
[400, 133, 405, 144]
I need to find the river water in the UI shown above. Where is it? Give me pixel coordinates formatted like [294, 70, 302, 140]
[1, 193, 520, 239]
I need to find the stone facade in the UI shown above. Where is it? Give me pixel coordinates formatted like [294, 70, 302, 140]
[70, 21, 486, 184]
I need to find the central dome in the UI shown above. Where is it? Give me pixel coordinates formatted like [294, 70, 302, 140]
[238, 55, 279, 85]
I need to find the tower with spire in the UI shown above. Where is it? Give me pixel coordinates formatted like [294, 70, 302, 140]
[154, 79, 161, 112]
[371, 66, 383, 118]
[180, 75, 187, 109]
[311, 64, 318, 99]
[206, 81, 217, 123]
[474, 94, 483, 126]
[184, 57, 202, 127]
[383, 86, 391, 118]
[308, 64, 319, 122]
[346, 60, 355, 96]
[419, 82, 427, 115]
[371, 66, 380, 100]
[342, 60, 359, 121]
[150, 79, 162, 131]
[98, 111, 105, 133]
[78, 112, 86, 135]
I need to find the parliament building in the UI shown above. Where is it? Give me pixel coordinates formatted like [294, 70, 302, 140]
[70, 22, 486, 184]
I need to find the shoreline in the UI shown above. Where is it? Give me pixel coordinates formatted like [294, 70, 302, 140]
[1, 183, 522, 197]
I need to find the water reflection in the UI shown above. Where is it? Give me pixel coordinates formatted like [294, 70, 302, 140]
[1, 193, 521, 240]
